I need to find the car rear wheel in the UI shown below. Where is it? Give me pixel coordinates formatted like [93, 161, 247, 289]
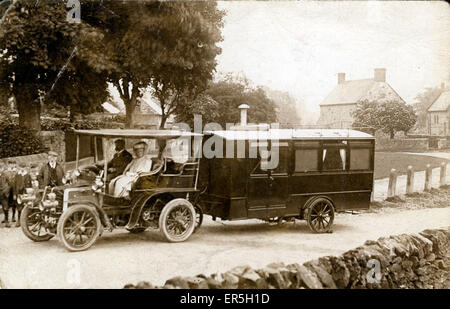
[20, 204, 55, 242]
[57, 205, 101, 252]
[305, 198, 335, 233]
[159, 198, 195, 242]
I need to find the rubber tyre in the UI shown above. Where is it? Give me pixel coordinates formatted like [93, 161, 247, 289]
[193, 204, 203, 233]
[304, 197, 335, 233]
[20, 204, 55, 242]
[57, 204, 101, 252]
[159, 198, 196, 242]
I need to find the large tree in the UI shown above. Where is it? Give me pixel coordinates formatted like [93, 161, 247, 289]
[0, 0, 108, 131]
[84, 0, 225, 128]
[175, 78, 278, 128]
[352, 99, 417, 138]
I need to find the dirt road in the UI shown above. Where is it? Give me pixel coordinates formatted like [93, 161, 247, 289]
[0, 206, 449, 289]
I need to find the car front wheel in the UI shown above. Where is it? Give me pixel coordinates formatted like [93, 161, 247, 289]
[57, 204, 101, 252]
[20, 204, 55, 242]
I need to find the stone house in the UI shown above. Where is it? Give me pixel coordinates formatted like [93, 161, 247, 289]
[426, 84, 450, 136]
[104, 84, 174, 129]
[317, 68, 405, 129]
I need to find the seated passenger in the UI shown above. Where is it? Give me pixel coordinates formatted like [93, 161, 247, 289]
[108, 141, 153, 197]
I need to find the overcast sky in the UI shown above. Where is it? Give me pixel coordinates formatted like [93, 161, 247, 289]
[215, 1, 450, 120]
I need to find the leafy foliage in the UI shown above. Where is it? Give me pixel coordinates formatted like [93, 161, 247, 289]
[175, 77, 278, 128]
[352, 100, 417, 138]
[0, 106, 47, 158]
[0, 0, 108, 130]
[81, 0, 225, 128]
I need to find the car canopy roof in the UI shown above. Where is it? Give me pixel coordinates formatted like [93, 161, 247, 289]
[73, 129, 203, 139]
[206, 129, 374, 141]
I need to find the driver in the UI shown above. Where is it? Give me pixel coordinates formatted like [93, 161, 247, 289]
[106, 139, 133, 180]
[108, 141, 153, 197]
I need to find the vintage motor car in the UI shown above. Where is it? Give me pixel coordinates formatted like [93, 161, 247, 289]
[197, 128, 375, 233]
[19, 129, 204, 251]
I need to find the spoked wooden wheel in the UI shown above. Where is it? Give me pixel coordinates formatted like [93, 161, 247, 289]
[159, 199, 196, 242]
[193, 204, 203, 233]
[57, 205, 101, 252]
[20, 204, 55, 242]
[305, 198, 335, 233]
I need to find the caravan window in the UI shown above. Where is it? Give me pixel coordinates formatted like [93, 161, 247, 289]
[349, 141, 372, 170]
[294, 141, 320, 172]
[322, 141, 347, 171]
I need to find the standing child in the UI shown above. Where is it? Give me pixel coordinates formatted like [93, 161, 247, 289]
[0, 162, 8, 227]
[13, 163, 32, 227]
[1, 159, 17, 228]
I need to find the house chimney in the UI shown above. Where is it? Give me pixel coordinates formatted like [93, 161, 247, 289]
[374, 68, 386, 82]
[238, 104, 250, 126]
[338, 73, 345, 84]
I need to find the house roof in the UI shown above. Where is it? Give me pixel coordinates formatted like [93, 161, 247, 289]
[427, 90, 450, 112]
[320, 79, 376, 105]
[320, 79, 404, 106]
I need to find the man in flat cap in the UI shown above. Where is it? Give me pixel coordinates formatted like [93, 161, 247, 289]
[39, 151, 64, 188]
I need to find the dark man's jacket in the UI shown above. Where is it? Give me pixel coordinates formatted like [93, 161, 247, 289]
[1, 169, 16, 198]
[107, 150, 133, 178]
[0, 173, 10, 199]
[39, 163, 64, 188]
[13, 172, 32, 196]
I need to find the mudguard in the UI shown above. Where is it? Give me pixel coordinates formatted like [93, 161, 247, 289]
[125, 188, 199, 230]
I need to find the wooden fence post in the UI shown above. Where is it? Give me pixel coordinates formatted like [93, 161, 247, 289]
[424, 164, 432, 191]
[406, 165, 414, 195]
[440, 162, 447, 187]
[387, 168, 397, 198]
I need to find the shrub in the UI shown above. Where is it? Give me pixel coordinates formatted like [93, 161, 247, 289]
[0, 124, 48, 158]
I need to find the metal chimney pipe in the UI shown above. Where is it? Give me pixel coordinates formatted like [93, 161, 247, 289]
[238, 104, 250, 126]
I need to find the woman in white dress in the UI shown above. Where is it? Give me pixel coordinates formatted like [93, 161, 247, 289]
[109, 141, 153, 197]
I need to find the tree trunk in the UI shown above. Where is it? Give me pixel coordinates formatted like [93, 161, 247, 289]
[390, 130, 395, 139]
[159, 114, 167, 129]
[124, 97, 136, 128]
[14, 86, 41, 132]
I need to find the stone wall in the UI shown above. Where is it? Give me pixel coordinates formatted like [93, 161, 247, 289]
[124, 227, 450, 289]
[375, 137, 429, 152]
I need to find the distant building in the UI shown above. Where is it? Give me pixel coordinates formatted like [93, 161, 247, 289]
[317, 68, 405, 128]
[104, 84, 174, 128]
[427, 83, 450, 136]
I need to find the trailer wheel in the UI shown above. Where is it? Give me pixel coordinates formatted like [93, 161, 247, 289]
[304, 198, 335, 233]
[20, 204, 55, 242]
[57, 205, 101, 252]
[194, 204, 203, 233]
[159, 198, 195, 242]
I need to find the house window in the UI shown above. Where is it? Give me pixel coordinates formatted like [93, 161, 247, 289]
[434, 114, 439, 124]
